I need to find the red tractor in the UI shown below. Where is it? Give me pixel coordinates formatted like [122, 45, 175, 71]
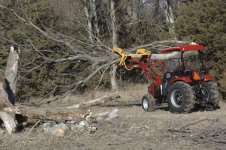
[113, 44, 219, 113]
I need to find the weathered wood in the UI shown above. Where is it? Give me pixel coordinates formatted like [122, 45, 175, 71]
[110, 64, 118, 92]
[0, 111, 17, 134]
[159, 0, 175, 34]
[18, 106, 88, 124]
[4, 46, 19, 104]
[0, 74, 18, 134]
[0, 76, 11, 107]
[0, 46, 19, 134]
[67, 92, 120, 109]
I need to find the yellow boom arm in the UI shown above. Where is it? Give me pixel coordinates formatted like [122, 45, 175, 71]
[112, 47, 152, 66]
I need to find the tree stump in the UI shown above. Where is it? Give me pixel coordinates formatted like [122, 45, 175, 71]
[0, 46, 19, 134]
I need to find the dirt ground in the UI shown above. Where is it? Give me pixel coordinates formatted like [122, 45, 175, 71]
[0, 84, 226, 150]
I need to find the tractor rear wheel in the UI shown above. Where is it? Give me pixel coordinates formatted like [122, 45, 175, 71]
[168, 81, 195, 113]
[142, 94, 156, 112]
[202, 81, 219, 110]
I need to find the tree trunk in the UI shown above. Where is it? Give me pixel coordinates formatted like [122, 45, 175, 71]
[4, 46, 19, 105]
[159, 0, 175, 34]
[110, 1, 119, 96]
[111, 0, 118, 47]
[127, 1, 138, 23]
[83, 0, 94, 43]
[92, 0, 100, 37]
[0, 46, 19, 134]
[110, 64, 118, 92]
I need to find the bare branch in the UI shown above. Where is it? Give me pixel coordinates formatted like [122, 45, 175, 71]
[48, 59, 120, 103]
[43, 54, 109, 64]
[129, 40, 191, 52]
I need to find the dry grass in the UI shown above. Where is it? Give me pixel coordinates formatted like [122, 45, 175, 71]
[118, 83, 148, 102]
[25, 83, 149, 109]
[63, 83, 148, 104]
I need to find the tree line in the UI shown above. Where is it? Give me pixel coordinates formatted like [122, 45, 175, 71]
[0, 0, 225, 100]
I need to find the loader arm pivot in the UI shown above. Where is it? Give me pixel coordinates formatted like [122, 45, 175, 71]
[112, 47, 164, 97]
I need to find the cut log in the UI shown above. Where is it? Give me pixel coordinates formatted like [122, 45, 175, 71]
[17, 106, 89, 125]
[67, 92, 120, 109]
[24, 111, 87, 123]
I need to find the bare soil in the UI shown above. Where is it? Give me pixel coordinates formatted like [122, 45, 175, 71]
[1, 84, 226, 150]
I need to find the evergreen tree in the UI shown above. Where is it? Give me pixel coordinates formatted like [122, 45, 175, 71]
[175, 0, 226, 97]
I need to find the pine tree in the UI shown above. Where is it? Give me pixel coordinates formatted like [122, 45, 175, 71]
[175, 0, 226, 97]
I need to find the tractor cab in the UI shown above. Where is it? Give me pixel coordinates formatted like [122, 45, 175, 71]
[154, 45, 219, 112]
[160, 45, 211, 84]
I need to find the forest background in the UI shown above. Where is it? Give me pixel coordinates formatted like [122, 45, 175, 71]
[0, 0, 225, 101]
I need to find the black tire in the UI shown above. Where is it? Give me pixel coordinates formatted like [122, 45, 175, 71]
[142, 94, 156, 112]
[202, 81, 220, 110]
[168, 81, 195, 113]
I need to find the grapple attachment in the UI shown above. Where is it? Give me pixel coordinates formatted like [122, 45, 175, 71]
[112, 47, 151, 66]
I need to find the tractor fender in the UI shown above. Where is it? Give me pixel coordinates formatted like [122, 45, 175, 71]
[203, 75, 213, 81]
[171, 76, 192, 84]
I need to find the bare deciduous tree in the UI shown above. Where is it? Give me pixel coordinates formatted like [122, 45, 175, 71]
[159, 0, 175, 34]
[0, 0, 186, 101]
[110, 0, 118, 47]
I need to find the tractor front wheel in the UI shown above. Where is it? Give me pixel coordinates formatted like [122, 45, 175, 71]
[168, 81, 195, 113]
[142, 94, 156, 112]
